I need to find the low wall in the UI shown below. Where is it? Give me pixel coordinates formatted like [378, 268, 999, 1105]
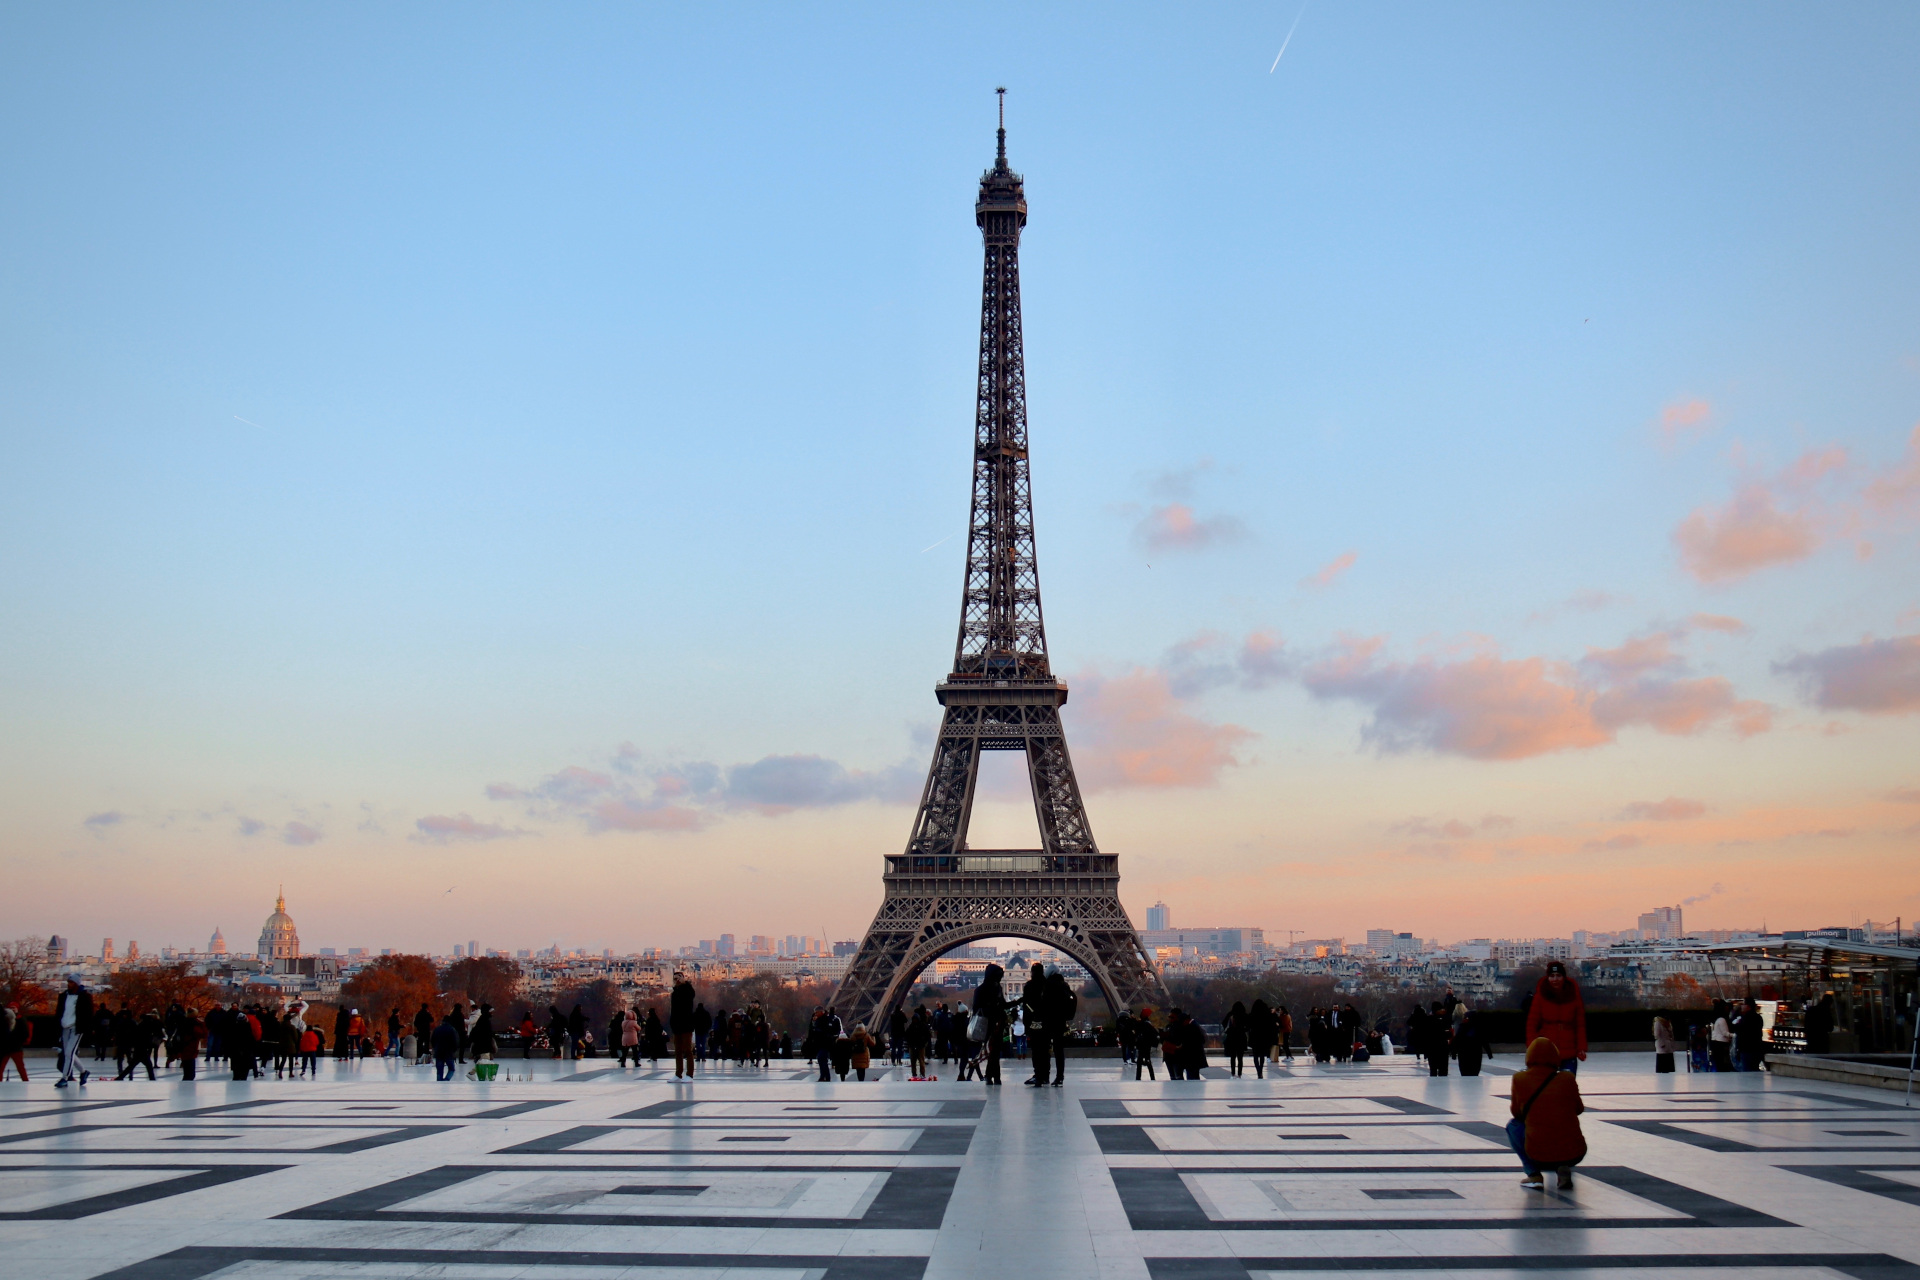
[1768, 1054, 1919, 1094]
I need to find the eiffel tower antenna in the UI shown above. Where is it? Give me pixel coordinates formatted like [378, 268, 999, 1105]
[834, 102, 1166, 1030]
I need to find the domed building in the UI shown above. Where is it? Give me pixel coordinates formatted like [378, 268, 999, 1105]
[208, 927, 226, 956]
[257, 890, 301, 961]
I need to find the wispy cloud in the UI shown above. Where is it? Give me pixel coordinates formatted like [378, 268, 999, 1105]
[1777, 634, 1920, 715]
[1134, 503, 1248, 553]
[281, 821, 322, 846]
[1161, 629, 1290, 697]
[411, 813, 525, 844]
[1301, 550, 1357, 590]
[1673, 428, 1920, 582]
[1659, 397, 1713, 446]
[488, 745, 923, 833]
[1063, 667, 1254, 791]
[83, 811, 125, 834]
[1618, 797, 1708, 822]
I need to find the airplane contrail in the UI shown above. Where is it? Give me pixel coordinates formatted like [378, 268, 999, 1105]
[920, 533, 954, 554]
[1270, 3, 1308, 73]
[234, 415, 267, 429]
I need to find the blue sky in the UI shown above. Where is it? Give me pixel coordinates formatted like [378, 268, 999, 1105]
[4, 6, 1918, 955]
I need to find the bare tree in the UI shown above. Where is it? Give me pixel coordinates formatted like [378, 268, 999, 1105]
[0, 938, 51, 1014]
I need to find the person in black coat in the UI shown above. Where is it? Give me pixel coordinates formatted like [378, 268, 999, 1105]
[470, 1004, 496, 1061]
[974, 965, 1008, 1086]
[431, 1015, 460, 1080]
[1247, 1000, 1277, 1079]
[413, 1004, 435, 1060]
[889, 1008, 909, 1065]
[1179, 1010, 1209, 1079]
[1453, 1010, 1489, 1076]
[1222, 1001, 1249, 1078]
[669, 974, 697, 1078]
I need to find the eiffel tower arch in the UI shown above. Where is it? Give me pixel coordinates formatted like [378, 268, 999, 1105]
[834, 95, 1169, 1031]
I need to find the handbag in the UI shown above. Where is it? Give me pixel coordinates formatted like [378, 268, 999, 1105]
[967, 1014, 987, 1043]
[1505, 1074, 1552, 1160]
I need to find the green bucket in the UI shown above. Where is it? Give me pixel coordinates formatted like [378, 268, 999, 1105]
[474, 1062, 498, 1081]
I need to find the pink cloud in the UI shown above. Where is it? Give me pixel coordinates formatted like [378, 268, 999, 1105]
[1581, 833, 1645, 853]
[1865, 423, 1920, 516]
[1659, 397, 1712, 444]
[281, 821, 322, 847]
[1583, 633, 1682, 679]
[1302, 638, 1609, 760]
[1778, 634, 1920, 715]
[1594, 676, 1771, 737]
[1301, 634, 1771, 760]
[1301, 550, 1357, 589]
[1688, 612, 1749, 635]
[1673, 482, 1820, 582]
[1064, 667, 1253, 790]
[412, 813, 522, 844]
[1617, 797, 1708, 822]
[591, 798, 709, 832]
[1134, 503, 1247, 553]
[1672, 430, 1920, 583]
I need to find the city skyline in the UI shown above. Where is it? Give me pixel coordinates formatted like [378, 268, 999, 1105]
[5, 8, 1919, 953]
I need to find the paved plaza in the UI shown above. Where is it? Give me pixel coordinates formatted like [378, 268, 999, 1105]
[4, 1052, 1919, 1280]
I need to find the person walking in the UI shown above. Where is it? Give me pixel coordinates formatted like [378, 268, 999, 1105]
[177, 1009, 205, 1081]
[1425, 1002, 1452, 1077]
[1733, 999, 1766, 1072]
[1223, 1001, 1249, 1078]
[1454, 1010, 1489, 1076]
[1510, 1037, 1587, 1191]
[470, 1003, 496, 1065]
[1021, 964, 1049, 1086]
[888, 1008, 908, 1067]
[670, 973, 697, 1080]
[906, 1006, 932, 1078]
[692, 1002, 713, 1060]
[1247, 1001, 1276, 1079]
[431, 1013, 460, 1081]
[1652, 1015, 1676, 1073]
[1524, 961, 1589, 1073]
[2, 1002, 31, 1082]
[1708, 1001, 1734, 1072]
[55, 979, 93, 1088]
[848, 1023, 878, 1082]
[619, 1008, 641, 1067]
[1132, 1008, 1158, 1080]
[975, 964, 1008, 1086]
[518, 1011, 538, 1060]
[299, 1023, 320, 1077]
[1043, 970, 1077, 1086]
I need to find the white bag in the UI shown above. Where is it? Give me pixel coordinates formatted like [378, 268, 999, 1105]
[967, 1014, 987, 1043]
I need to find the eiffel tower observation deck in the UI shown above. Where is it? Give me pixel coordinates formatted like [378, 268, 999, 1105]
[834, 95, 1168, 1030]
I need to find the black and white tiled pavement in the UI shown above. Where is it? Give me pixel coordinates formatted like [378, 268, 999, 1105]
[4, 1054, 1918, 1280]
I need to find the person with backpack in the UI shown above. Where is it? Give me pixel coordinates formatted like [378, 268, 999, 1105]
[1511, 1036, 1587, 1191]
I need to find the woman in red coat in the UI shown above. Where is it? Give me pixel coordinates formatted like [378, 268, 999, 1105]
[1523, 961, 1587, 1072]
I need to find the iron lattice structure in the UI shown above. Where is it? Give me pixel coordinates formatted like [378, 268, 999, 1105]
[835, 102, 1168, 1030]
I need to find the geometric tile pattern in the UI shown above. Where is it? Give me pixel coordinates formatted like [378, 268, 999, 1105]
[4, 1054, 1918, 1280]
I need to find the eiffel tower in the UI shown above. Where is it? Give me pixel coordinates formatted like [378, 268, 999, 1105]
[834, 95, 1168, 1030]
